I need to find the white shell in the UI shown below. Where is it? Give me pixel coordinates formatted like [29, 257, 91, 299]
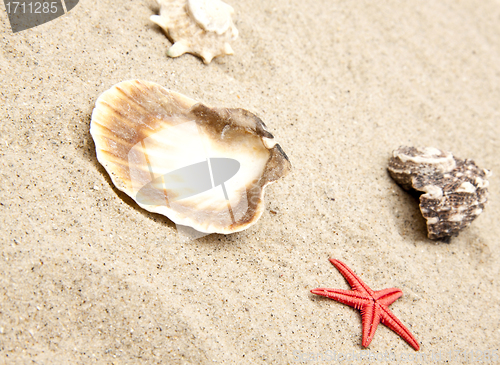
[188, 0, 234, 34]
[150, 0, 238, 64]
[90, 80, 291, 234]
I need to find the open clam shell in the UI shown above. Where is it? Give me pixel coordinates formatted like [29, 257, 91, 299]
[90, 80, 291, 234]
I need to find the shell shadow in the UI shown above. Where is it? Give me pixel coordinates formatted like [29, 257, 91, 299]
[390, 181, 454, 244]
[387, 174, 429, 243]
[195, 232, 239, 247]
[147, 2, 171, 39]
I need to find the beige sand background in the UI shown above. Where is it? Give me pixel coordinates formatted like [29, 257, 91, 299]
[1, 0, 500, 363]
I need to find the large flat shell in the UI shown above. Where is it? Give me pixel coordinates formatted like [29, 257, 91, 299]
[90, 80, 291, 234]
[388, 146, 490, 240]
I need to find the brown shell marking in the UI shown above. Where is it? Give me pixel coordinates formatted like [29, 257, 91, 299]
[91, 80, 291, 234]
[388, 146, 490, 240]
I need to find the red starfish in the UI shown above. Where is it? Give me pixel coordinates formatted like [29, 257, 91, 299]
[311, 259, 420, 351]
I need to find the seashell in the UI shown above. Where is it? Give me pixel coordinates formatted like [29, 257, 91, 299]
[150, 0, 238, 64]
[388, 146, 491, 240]
[90, 80, 291, 234]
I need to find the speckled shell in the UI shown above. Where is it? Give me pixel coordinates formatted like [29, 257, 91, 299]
[388, 146, 491, 240]
[90, 80, 291, 234]
[150, 0, 238, 64]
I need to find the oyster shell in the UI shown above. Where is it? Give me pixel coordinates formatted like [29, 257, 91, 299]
[90, 80, 291, 234]
[150, 0, 238, 64]
[388, 146, 491, 240]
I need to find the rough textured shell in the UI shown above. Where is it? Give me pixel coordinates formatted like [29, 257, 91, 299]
[150, 0, 238, 64]
[90, 80, 291, 234]
[388, 146, 490, 240]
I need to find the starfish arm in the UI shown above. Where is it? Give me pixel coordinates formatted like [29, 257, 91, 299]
[329, 259, 375, 296]
[311, 288, 371, 310]
[373, 288, 403, 306]
[312, 259, 419, 351]
[379, 305, 420, 351]
[360, 302, 381, 348]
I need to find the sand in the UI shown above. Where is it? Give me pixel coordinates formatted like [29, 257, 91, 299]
[1, 0, 499, 363]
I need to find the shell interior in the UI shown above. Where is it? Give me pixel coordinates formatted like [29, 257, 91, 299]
[90, 80, 291, 234]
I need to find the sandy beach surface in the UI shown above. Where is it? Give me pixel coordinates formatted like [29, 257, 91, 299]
[1, 0, 499, 363]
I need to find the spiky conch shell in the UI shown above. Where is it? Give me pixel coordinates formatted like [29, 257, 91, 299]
[90, 80, 291, 234]
[151, 0, 238, 64]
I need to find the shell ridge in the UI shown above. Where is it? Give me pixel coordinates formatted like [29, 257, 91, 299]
[91, 80, 291, 234]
